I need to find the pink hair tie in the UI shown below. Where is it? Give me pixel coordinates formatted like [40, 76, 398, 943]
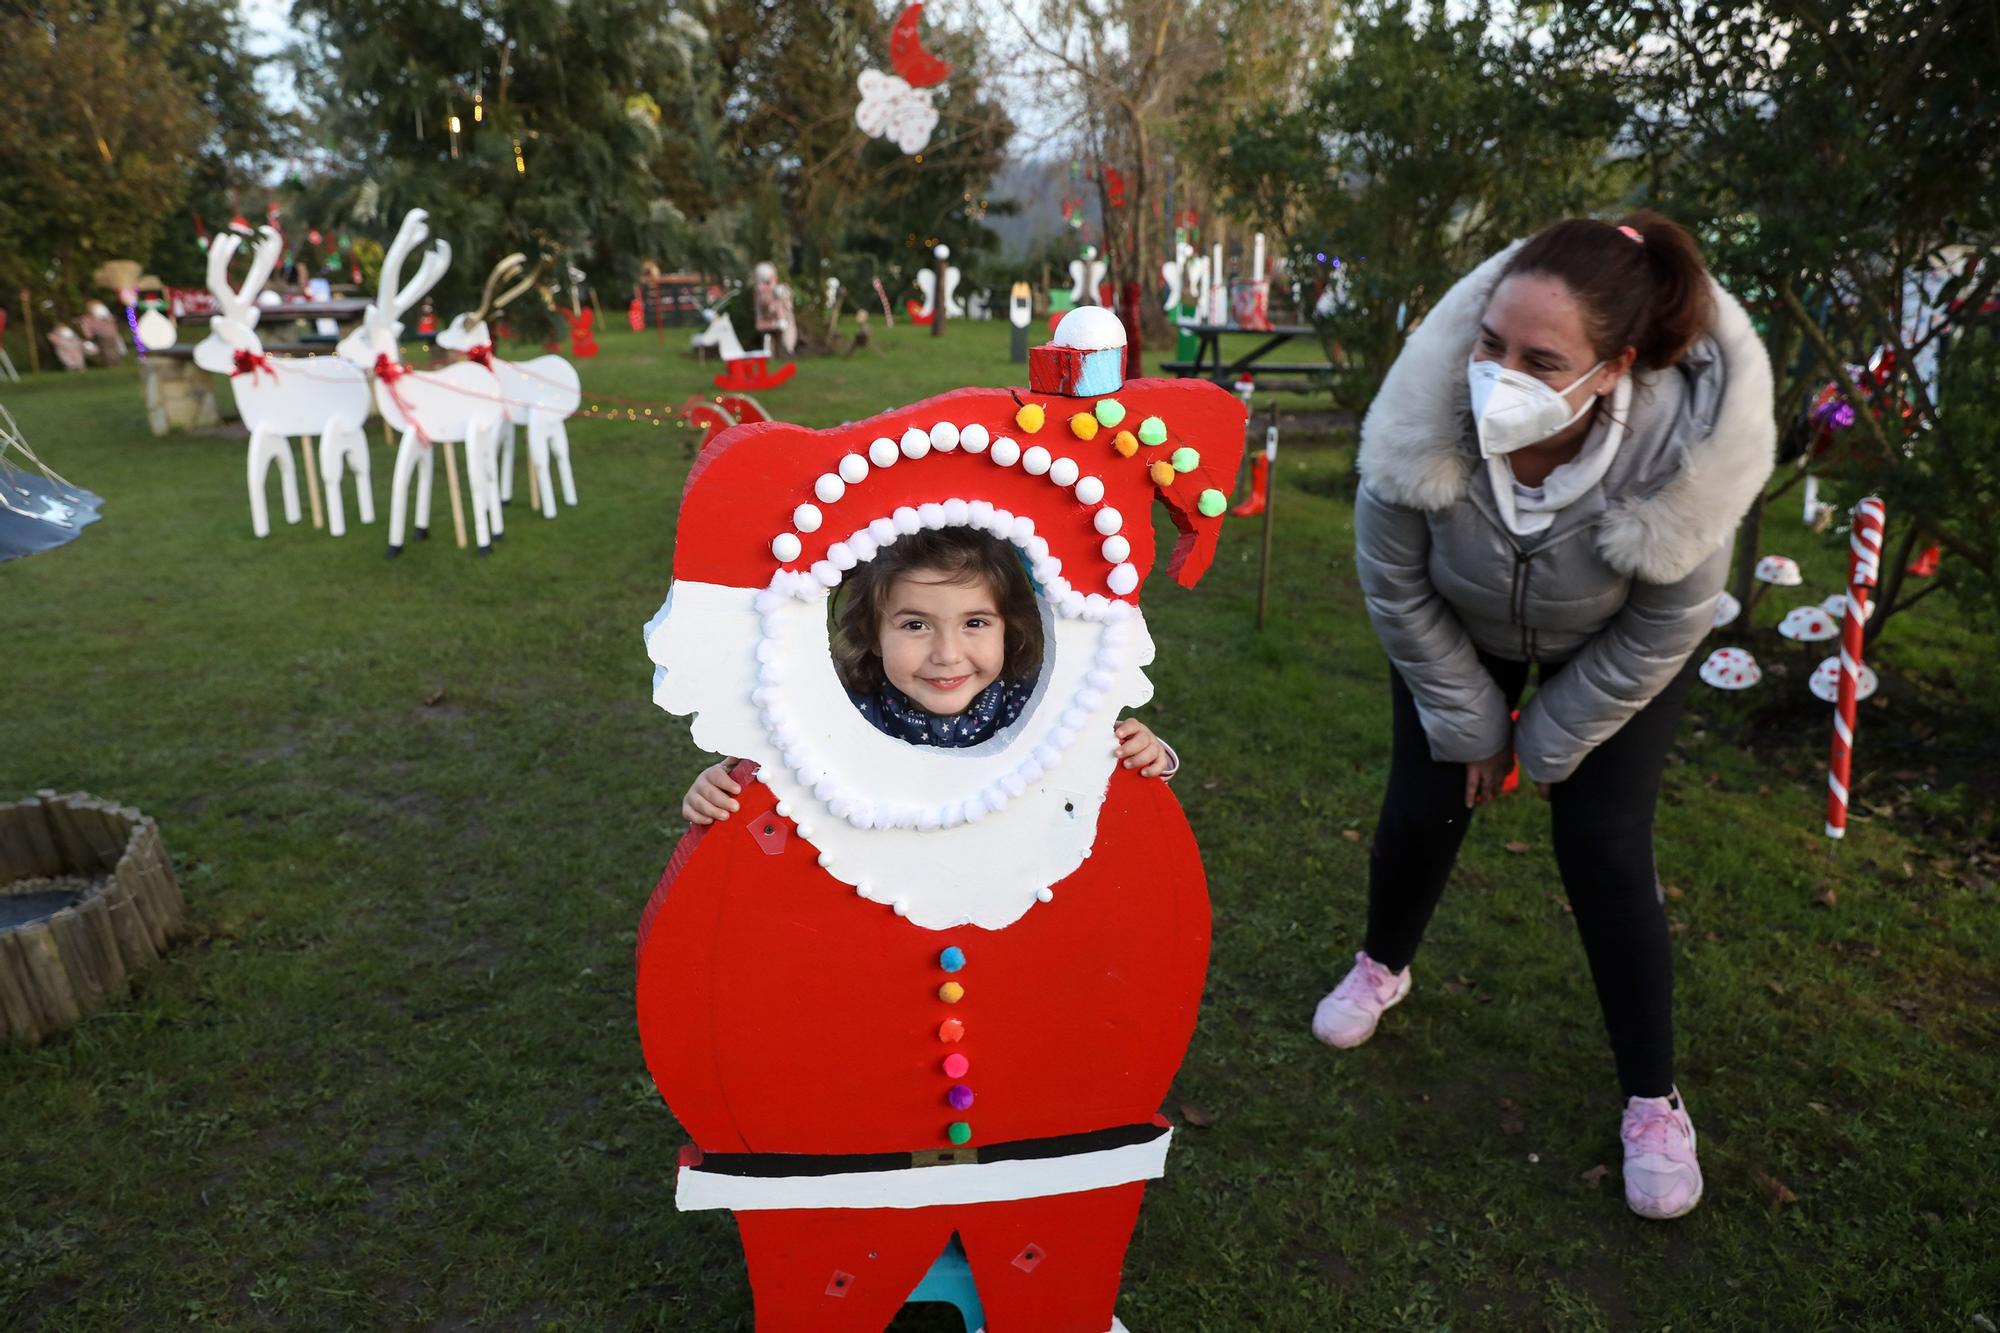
[1617, 224, 1645, 245]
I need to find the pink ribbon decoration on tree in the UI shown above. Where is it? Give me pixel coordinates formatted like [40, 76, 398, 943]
[1825, 496, 1885, 841]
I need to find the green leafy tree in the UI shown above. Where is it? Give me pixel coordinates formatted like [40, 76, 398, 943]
[1205, 0, 1628, 409]
[1582, 0, 2000, 635]
[705, 0, 1014, 312]
[0, 2, 209, 313]
[288, 0, 714, 335]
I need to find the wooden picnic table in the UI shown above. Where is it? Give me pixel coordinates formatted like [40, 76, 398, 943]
[1161, 322, 1337, 388]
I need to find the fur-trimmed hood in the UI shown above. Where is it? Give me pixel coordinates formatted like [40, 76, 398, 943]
[1356, 242, 1776, 583]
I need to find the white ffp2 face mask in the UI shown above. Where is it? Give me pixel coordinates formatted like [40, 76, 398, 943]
[1466, 356, 1605, 458]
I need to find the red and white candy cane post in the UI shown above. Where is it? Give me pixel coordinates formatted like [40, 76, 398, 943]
[1825, 495, 1886, 841]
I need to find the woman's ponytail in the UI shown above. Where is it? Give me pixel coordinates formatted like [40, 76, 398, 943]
[1501, 209, 1716, 372]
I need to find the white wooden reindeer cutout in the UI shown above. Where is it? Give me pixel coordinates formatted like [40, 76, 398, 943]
[336, 210, 506, 556]
[193, 227, 375, 537]
[436, 254, 580, 519]
[1069, 245, 1109, 308]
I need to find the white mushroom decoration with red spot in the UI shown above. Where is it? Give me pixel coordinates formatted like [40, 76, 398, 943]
[1698, 647, 1762, 690]
[1754, 554, 1804, 586]
[1810, 656, 1879, 704]
[1711, 590, 1741, 628]
[1778, 604, 1841, 642]
[1821, 592, 1873, 623]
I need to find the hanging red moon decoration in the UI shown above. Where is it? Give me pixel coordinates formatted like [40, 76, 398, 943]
[889, 3, 952, 88]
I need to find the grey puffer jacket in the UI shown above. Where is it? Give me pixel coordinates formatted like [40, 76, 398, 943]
[1354, 243, 1776, 783]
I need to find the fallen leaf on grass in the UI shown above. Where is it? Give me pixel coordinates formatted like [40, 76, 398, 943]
[1441, 975, 1473, 995]
[1889, 998, 1921, 1022]
[1807, 1101, 1829, 1115]
[1661, 884, 1685, 901]
[1548, 894, 1573, 915]
[423, 688, 448, 707]
[1341, 829, 1362, 843]
[1177, 1102, 1218, 1128]
[1752, 1169, 1799, 1206]
[1812, 883, 1838, 909]
[1767, 979, 1788, 996]
[1579, 1164, 1611, 1186]
[1504, 840, 1532, 854]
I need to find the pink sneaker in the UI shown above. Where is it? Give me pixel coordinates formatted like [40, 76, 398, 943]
[1311, 951, 1411, 1048]
[1621, 1090, 1703, 1219]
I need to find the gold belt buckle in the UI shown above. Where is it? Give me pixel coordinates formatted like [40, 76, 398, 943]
[910, 1148, 979, 1167]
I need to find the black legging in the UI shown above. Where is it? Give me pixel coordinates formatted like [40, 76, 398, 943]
[1362, 652, 1694, 1099]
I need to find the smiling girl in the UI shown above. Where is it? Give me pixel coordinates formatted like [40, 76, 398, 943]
[682, 527, 1173, 824]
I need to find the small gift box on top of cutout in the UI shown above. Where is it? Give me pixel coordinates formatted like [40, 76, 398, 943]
[637, 310, 1246, 1332]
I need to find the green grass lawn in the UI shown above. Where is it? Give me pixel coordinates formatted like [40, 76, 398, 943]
[4, 321, 1997, 1330]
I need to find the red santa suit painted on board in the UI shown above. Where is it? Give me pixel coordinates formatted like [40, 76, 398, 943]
[638, 308, 1246, 1332]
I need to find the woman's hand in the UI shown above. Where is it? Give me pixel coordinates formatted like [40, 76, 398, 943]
[682, 762, 742, 824]
[1464, 747, 1513, 809]
[1115, 718, 1174, 778]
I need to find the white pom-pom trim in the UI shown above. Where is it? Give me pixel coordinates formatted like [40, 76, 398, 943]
[1102, 535, 1130, 563]
[1049, 457, 1080, 487]
[869, 436, 900, 468]
[1075, 476, 1105, 505]
[839, 453, 869, 484]
[815, 473, 846, 504]
[1094, 507, 1123, 536]
[991, 437, 1021, 467]
[772, 532, 802, 561]
[960, 423, 991, 453]
[793, 504, 822, 533]
[900, 428, 931, 459]
[930, 421, 961, 451]
[1023, 445, 1052, 476]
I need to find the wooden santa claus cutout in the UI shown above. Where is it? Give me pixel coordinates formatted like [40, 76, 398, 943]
[638, 307, 1246, 1332]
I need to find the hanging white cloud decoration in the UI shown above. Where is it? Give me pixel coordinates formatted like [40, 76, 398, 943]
[855, 69, 939, 155]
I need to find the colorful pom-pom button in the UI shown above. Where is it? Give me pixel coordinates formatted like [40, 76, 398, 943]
[1149, 460, 1176, 487]
[939, 946, 966, 972]
[947, 1084, 975, 1110]
[1197, 488, 1228, 517]
[1137, 416, 1168, 446]
[938, 981, 965, 1003]
[942, 1052, 970, 1078]
[938, 1018, 965, 1042]
[947, 1121, 973, 1146]
[1112, 430, 1139, 458]
[1094, 399, 1126, 427]
[1015, 403, 1046, 434]
[1069, 412, 1100, 440]
[1171, 446, 1200, 473]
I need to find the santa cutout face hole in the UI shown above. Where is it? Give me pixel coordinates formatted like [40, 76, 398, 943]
[637, 313, 1246, 1332]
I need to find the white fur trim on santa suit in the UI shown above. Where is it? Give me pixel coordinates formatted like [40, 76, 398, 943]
[675, 1128, 1173, 1212]
[645, 525, 1158, 932]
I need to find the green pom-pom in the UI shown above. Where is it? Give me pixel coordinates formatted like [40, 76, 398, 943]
[1171, 446, 1200, 473]
[947, 1121, 973, 1145]
[1094, 398, 1126, 427]
[1198, 488, 1227, 517]
[1137, 416, 1168, 446]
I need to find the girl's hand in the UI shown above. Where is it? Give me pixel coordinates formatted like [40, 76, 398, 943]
[682, 762, 742, 824]
[1464, 747, 1513, 809]
[1115, 718, 1174, 778]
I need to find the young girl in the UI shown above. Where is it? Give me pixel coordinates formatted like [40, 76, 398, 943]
[682, 527, 1174, 823]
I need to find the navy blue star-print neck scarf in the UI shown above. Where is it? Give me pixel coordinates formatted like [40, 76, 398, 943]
[849, 677, 1035, 748]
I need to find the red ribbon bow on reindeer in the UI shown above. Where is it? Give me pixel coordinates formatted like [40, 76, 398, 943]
[231, 348, 276, 380]
[372, 353, 432, 447]
[465, 344, 495, 369]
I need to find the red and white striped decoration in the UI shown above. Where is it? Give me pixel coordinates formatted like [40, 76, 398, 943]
[1825, 496, 1886, 840]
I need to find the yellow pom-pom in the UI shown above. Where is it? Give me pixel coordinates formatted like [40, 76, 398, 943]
[1112, 430, 1139, 457]
[1149, 460, 1176, 487]
[1015, 403, 1046, 434]
[938, 981, 965, 1004]
[1069, 412, 1100, 440]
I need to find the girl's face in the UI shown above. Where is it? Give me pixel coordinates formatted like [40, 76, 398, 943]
[876, 567, 1008, 715]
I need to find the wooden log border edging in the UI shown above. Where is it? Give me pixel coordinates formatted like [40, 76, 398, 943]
[0, 791, 184, 1048]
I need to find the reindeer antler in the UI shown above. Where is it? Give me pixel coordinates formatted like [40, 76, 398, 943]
[206, 232, 245, 321]
[474, 254, 526, 325]
[490, 254, 548, 319]
[379, 210, 431, 312]
[395, 238, 452, 316]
